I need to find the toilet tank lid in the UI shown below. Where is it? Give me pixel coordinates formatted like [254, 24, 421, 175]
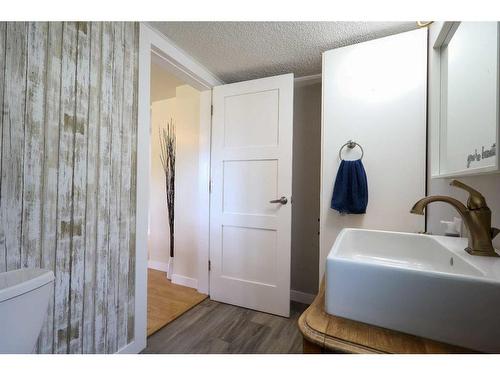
[0, 268, 54, 303]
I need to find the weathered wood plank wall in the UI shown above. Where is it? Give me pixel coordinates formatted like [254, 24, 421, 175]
[0, 22, 139, 354]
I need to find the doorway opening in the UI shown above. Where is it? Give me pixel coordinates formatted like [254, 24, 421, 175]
[147, 57, 208, 336]
[134, 23, 320, 354]
[147, 54, 207, 336]
[133, 23, 217, 353]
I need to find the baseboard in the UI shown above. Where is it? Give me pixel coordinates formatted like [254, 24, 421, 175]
[290, 289, 316, 305]
[171, 274, 198, 289]
[147, 260, 169, 272]
[153, 264, 312, 303]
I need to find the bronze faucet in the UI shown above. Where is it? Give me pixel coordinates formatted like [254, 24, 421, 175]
[411, 180, 500, 257]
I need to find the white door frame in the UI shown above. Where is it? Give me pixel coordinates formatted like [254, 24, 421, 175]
[124, 22, 222, 354]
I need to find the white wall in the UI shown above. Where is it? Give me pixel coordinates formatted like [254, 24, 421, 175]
[149, 84, 202, 288]
[291, 80, 321, 295]
[319, 29, 428, 281]
[172, 85, 202, 286]
[150, 59, 184, 102]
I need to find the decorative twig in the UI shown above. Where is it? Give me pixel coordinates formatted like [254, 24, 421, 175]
[159, 118, 176, 258]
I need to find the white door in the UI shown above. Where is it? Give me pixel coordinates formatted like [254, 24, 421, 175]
[210, 73, 293, 317]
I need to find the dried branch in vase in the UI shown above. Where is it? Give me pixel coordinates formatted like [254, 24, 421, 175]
[159, 118, 176, 258]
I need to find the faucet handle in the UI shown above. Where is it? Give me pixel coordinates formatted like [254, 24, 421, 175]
[450, 180, 487, 210]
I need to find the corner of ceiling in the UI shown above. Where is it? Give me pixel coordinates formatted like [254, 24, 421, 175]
[142, 22, 225, 89]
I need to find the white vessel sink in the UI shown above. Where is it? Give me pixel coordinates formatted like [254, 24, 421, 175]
[0, 268, 54, 353]
[325, 228, 500, 353]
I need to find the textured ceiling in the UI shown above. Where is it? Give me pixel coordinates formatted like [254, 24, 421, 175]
[150, 22, 419, 83]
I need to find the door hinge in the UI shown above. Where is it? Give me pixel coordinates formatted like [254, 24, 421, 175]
[209, 179, 212, 194]
[211, 105, 213, 116]
[208, 260, 211, 271]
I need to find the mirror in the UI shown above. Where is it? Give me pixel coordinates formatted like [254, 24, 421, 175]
[431, 22, 499, 177]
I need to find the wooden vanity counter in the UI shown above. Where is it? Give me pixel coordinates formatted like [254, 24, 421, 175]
[298, 279, 475, 354]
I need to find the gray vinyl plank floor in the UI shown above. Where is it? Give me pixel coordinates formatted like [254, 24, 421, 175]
[142, 299, 308, 354]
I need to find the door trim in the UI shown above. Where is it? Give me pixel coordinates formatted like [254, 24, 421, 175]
[132, 22, 222, 354]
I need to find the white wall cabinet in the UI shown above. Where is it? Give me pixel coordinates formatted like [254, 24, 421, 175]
[429, 22, 500, 178]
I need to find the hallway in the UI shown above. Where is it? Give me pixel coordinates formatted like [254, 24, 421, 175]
[147, 269, 207, 336]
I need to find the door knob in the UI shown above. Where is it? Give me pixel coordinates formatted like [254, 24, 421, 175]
[269, 196, 288, 205]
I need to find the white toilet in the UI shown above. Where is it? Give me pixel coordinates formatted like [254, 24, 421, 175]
[0, 268, 55, 353]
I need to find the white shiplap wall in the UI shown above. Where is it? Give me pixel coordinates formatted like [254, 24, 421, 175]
[0, 22, 139, 354]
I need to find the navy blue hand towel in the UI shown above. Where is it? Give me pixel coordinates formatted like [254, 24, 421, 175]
[331, 159, 368, 214]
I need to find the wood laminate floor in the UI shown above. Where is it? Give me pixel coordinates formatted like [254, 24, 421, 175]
[143, 299, 309, 354]
[147, 268, 207, 336]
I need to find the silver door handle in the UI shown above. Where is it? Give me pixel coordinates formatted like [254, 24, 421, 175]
[269, 196, 288, 205]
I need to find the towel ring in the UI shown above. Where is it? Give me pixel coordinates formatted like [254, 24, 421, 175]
[339, 140, 364, 160]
